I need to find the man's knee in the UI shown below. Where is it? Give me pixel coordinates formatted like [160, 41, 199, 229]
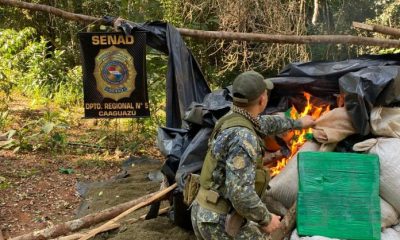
[235, 222, 267, 240]
[198, 222, 229, 240]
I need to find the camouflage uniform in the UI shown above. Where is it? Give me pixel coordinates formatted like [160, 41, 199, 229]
[191, 107, 302, 240]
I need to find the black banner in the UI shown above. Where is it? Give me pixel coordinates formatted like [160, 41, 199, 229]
[79, 32, 149, 118]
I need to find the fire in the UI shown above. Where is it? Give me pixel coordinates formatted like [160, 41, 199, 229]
[269, 92, 330, 176]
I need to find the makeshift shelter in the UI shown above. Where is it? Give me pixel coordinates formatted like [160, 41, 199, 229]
[108, 19, 400, 238]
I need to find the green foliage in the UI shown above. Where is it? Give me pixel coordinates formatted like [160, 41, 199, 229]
[0, 111, 10, 131]
[159, 0, 184, 26]
[359, 1, 400, 55]
[58, 167, 75, 174]
[0, 27, 83, 107]
[1, 0, 398, 158]
[306, 0, 399, 59]
[0, 110, 69, 153]
[119, 0, 164, 22]
[14, 168, 41, 178]
[0, 28, 37, 97]
[53, 66, 83, 108]
[19, 40, 68, 94]
[0, 178, 10, 190]
[76, 153, 116, 168]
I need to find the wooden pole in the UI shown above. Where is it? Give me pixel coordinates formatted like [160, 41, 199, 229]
[55, 223, 120, 240]
[124, 206, 170, 225]
[78, 183, 177, 240]
[10, 184, 176, 240]
[1, 0, 400, 47]
[0, 0, 105, 24]
[353, 21, 400, 38]
[177, 28, 400, 47]
[56, 207, 170, 240]
[0, 229, 5, 240]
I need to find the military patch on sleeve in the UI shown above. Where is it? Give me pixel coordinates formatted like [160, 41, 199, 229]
[232, 156, 246, 170]
[242, 140, 257, 157]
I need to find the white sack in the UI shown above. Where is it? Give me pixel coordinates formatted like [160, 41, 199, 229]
[290, 229, 340, 240]
[381, 228, 400, 240]
[353, 138, 400, 213]
[381, 198, 400, 229]
[371, 107, 400, 138]
[267, 141, 320, 209]
[395, 223, 400, 232]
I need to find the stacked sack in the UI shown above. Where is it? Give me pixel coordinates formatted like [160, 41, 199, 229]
[352, 107, 400, 237]
[265, 107, 400, 239]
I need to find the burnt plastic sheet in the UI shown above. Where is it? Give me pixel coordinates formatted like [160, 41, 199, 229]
[339, 66, 400, 135]
[111, 19, 211, 129]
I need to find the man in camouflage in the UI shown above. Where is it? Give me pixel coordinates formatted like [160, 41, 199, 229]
[191, 71, 315, 239]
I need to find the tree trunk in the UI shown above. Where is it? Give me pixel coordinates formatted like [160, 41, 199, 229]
[77, 184, 177, 240]
[353, 21, 400, 38]
[312, 0, 319, 25]
[10, 184, 177, 240]
[1, 0, 400, 47]
[55, 223, 120, 240]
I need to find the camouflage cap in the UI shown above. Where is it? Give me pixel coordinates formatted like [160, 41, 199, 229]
[232, 71, 274, 104]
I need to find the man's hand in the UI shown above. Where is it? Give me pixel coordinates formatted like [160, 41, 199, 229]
[260, 214, 282, 234]
[299, 115, 315, 129]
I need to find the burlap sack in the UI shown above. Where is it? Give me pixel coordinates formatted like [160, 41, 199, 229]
[381, 198, 399, 229]
[266, 141, 320, 209]
[353, 138, 400, 213]
[371, 107, 400, 138]
[313, 108, 356, 151]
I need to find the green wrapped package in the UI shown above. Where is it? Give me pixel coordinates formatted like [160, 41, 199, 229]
[297, 152, 381, 240]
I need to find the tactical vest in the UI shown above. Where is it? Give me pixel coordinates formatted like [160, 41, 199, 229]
[196, 112, 271, 214]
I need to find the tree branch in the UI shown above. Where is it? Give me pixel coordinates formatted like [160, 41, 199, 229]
[177, 28, 400, 47]
[353, 21, 400, 38]
[1, 0, 400, 48]
[0, 0, 106, 24]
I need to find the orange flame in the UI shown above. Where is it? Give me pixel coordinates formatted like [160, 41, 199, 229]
[269, 92, 330, 176]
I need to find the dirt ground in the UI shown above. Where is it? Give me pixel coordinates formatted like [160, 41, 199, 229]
[0, 149, 194, 239]
[75, 156, 193, 240]
[0, 150, 114, 236]
[0, 95, 194, 239]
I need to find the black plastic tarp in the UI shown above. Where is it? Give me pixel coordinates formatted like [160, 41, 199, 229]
[154, 53, 400, 189]
[112, 19, 211, 129]
[268, 55, 400, 135]
[339, 66, 400, 135]
[266, 76, 339, 114]
[159, 88, 232, 187]
[279, 55, 400, 77]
